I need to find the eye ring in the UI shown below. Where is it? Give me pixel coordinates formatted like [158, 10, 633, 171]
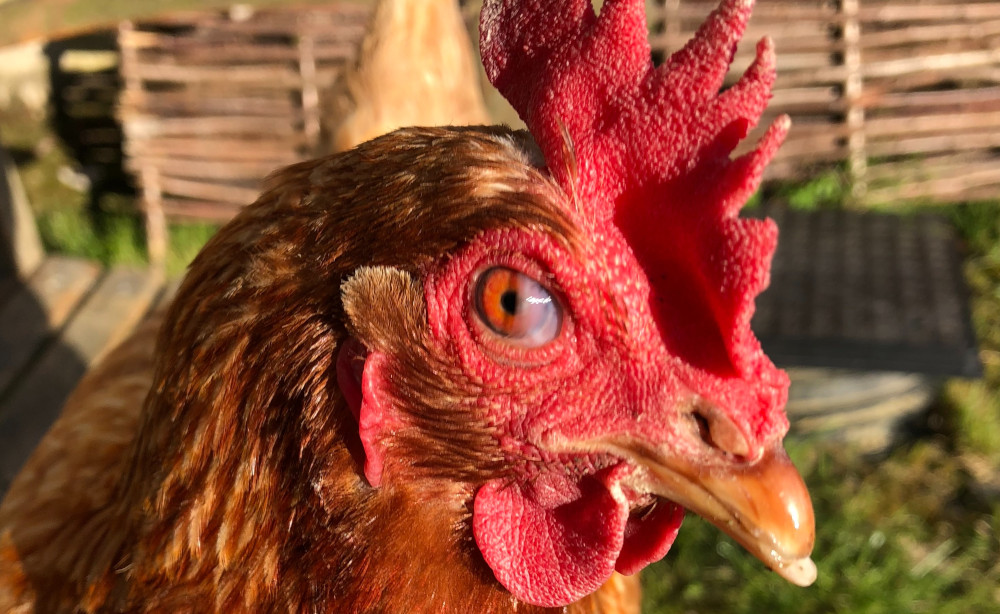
[473, 267, 562, 348]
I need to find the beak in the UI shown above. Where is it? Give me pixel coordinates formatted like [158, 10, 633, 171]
[610, 439, 817, 586]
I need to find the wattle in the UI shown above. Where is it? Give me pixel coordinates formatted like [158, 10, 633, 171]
[616, 498, 685, 575]
[473, 465, 685, 607]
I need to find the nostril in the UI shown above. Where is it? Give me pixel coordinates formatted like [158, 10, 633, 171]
[690, 402, 752, 460]
[691, 411, 712, 447]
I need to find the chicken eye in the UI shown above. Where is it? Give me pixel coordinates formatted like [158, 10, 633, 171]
[474, 267, 561, 347]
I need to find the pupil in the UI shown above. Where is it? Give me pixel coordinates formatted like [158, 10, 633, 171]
[500, 290, 518, 315]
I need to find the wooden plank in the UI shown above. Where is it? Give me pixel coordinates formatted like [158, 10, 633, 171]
[0, 257, 102, 398]
[860, 20, 1000, 49]
[842, 0, 867, 201]
[124, 115, 302, 138]
[669, 3, 836, 21]
[729, 120, 847, 160]
[128, 62, 303, 87]
[773, 135, 845, 160]
[161, 198, 246, 221]
[125, 38, 359, 65]
[863, 49, 1000, 79]
[777, 65, 850, 88]
[769, 87, 841, 110]
[861, 73, 972, 98]
[863, 40, 1000, 64]
[867, 163, 1000, 202]
[153, 278, 182, 311]
[653, 21, 837, 51]
[64, 268, 164, 365]
[858, 3, 1000, 23]
[0, 144, 44, 279]
[763, 52, 837, 72]
[135, 11, 369, 36]
[157, 176, 262, 204]
[861, 87, 1000, 112]
[124, 136, 302, 162]
[0, 267, 162, 490]
[866, 131, 1000, 158]
[866, 111, 1000, 138]
[867, 154, 995, 184]
[953, 185, 1000, 203]
[137, 156, 287, 180]
[121, 91, 298, 117]
[764, 159, 824, 180]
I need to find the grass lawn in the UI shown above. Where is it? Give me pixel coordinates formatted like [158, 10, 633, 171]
[2, 100, 999, 613]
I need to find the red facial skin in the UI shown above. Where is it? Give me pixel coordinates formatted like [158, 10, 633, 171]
[353, 0, 810, 607]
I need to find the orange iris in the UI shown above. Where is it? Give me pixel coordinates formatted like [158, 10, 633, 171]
[474, 267, 561, 347]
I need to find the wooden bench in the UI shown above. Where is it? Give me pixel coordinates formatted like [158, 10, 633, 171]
[0, 143, 166, 494]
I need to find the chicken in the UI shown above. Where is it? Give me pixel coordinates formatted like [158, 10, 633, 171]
[325, 0, 490, 152]
[0, 0, 816, 611]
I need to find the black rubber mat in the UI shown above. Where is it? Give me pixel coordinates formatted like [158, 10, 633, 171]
[751, 205, 981, 377]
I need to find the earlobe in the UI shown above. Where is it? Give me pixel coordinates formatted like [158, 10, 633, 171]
[339, 265, 426, 487]
[335, 337, 395, 488]
[336, 336, 367, 422]
[358, 350, 394, 487]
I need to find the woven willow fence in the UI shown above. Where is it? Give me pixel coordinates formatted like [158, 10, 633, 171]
[118, 5, 371, 263]
[646, 0, 1000, 204]
[118, 1, 1000, 262]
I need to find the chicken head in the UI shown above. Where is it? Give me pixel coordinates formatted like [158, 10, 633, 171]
[335, 0, 816, 607]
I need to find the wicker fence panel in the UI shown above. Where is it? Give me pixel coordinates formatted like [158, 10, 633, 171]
[647, 0, 849, 181]
[118, 5, 371, 263]
[649, 0, 1000, 205]
[121, 0, 1000, 263]
[857, 1, 1000, 204]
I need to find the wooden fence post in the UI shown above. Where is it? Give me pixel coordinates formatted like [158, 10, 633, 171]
[119, 20, 166, 268]
[298, 15, 321, 156]
[141, 165, 167, 268]
[663, 0, 681, 51]
[842, 0, 867, 204]
[0, 143, 44, 278]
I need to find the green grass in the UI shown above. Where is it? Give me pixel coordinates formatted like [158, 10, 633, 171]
[941, 202, 1000, 464]
[774, 168, 849, 211]
[163, 221, 220, 277]
[35, 205, 215, 277]
[1, 101, 217, 278]
[5, 100, 1000, 613]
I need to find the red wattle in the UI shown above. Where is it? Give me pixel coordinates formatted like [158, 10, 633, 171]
[472, 464, 686, 606]
[473, 471, 629, 607]
[616, 500, 685, 575]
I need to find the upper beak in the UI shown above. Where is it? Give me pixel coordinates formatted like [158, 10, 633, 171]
[607, 438, 817, 586]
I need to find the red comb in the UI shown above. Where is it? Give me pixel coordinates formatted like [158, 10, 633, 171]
[481, 0, 787, 380]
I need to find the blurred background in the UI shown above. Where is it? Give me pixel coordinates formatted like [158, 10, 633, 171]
[0, 0, 998, 611]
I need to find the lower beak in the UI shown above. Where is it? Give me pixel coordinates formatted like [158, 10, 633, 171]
[614, 440, 817, 586]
